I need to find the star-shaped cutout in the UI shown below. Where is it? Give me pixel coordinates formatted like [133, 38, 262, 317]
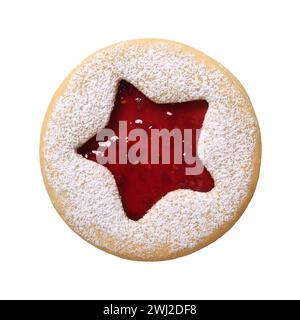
[77, 80, 214, 220]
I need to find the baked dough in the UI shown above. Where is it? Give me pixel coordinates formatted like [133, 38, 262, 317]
[40, 39, 261, 261]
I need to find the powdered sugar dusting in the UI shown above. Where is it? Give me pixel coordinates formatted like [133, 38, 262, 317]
[41, 39, 258, 260]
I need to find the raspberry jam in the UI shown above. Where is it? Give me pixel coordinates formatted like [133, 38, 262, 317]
[77, 81, 214, 220]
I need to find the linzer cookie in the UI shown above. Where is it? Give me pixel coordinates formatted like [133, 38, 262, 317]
[40, 39, 261, 260]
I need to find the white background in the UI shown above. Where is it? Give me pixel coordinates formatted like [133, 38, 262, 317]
[0, 0, 299, 299]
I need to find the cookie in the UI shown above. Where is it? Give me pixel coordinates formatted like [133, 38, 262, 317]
[40, 39, 261, 261]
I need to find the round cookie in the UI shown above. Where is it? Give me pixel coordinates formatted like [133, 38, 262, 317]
[40, 39, 261, 261]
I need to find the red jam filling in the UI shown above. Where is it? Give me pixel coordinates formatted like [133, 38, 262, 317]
[77, 80, 214, 220]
